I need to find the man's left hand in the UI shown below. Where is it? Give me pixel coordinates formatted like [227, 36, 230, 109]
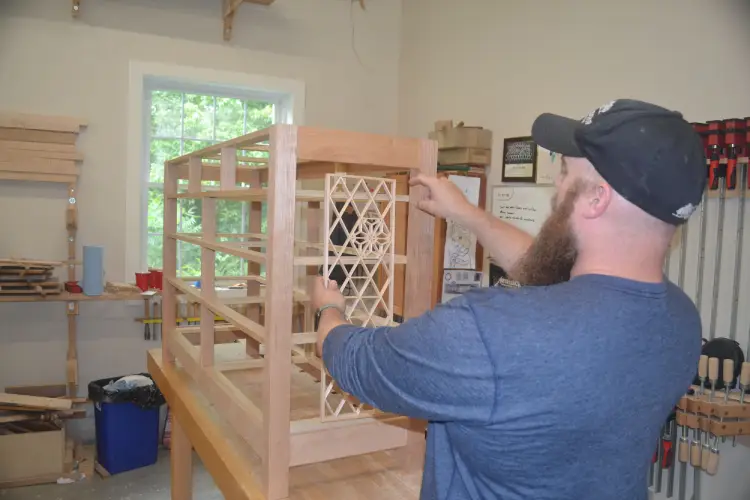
[311, 276, 346, 312]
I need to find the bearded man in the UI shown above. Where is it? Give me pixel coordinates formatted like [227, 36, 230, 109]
[312, 99, 705, 500]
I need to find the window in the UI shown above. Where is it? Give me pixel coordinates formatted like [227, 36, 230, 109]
[145, 88, 277, 277]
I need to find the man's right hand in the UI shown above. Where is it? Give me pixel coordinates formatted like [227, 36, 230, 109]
[409, 173, 478, 223]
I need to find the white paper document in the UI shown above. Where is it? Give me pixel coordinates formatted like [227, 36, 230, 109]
[491, 185, 555, 237]
[443, 175, 481, 269]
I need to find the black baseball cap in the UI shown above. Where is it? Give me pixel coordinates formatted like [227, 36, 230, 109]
[531, 99, 706, 225]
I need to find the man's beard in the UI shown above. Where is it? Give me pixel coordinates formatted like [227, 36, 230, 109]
[508, 183, 583, 286]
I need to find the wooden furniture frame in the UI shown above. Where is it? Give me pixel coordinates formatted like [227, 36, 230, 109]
[160, 124, 436, 499]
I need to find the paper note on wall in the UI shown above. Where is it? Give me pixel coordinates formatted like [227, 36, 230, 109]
[444, 175, 481, 269]
[491, 185, 555, 237]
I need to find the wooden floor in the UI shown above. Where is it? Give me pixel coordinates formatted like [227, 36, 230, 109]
[148, 342, 423, 499]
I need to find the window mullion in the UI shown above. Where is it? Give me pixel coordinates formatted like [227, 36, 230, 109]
[241, 201, 249, 275]
[243, 100, 248, 134]
[212, 96, 217, 142]
[177, 92, 186, 275]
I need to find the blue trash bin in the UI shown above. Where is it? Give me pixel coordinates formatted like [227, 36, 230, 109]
[89, 373, 165, 475]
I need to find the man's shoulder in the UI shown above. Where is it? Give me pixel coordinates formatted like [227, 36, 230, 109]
[664, 278, 700, 311]
[446, 273, 701, 309]
[438, 284, 560, 322]
[452, 274, 701, 323]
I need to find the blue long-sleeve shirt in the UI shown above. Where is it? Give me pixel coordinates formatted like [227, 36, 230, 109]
[322, 273, 701, 500]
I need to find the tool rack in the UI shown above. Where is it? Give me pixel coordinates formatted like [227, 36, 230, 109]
[653, 119, 750, 500]
[0, 112, 145, 397]
[676, 365, 750, 479]
[159, 124, 436, 500]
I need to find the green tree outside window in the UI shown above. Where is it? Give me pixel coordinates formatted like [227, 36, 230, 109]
[147, 90, 273, 277]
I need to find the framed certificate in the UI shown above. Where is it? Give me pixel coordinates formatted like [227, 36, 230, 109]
[501, 136, 538, 183]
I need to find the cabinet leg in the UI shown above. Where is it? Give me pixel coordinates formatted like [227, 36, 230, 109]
[171, 414, 193, 499]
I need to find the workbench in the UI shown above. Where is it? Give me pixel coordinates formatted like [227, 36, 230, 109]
[147, 343, 425, 500]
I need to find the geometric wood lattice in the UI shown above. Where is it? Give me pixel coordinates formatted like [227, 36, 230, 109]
[320, 173, 397, 421]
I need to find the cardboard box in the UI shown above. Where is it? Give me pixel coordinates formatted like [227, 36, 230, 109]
[0, 426, 66, 483]
[429, 121, 493, 150]
[438, 148, 492, 166]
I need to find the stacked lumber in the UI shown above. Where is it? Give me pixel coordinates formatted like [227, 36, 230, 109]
[0, 258, 63, 296]
[429, 120, 493, 167]
[0, 388, 85, 440]
[0, 390, 89, 488]
[0, 112, 86, 184]
[0, 390, 81, 436]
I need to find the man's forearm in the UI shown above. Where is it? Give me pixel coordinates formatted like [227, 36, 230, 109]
[460, 205, 534, 271]
[316, 307, 347, 356]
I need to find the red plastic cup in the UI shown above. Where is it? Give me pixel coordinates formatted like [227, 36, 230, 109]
[135, 272, 150, 291]
[149, 269, 163, 290]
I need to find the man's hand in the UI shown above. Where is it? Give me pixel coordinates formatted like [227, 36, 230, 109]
[409, 173, 479, 224]
[312, 276, 348, 356]
[311, 276, 346, 312]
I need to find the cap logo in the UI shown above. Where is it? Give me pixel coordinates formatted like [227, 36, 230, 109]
[581, 100, 617, 125]
[673, 203, 696, 220]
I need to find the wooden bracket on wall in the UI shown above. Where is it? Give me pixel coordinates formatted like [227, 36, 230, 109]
[222, 0, 276, 42]
[72, 0, 81, 17]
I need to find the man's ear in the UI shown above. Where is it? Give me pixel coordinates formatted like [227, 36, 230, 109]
[580, 183, 613, 219]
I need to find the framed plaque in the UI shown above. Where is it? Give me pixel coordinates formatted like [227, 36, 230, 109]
[501, 136, 538, 183]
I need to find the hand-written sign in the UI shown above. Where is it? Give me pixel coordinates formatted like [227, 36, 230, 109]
[491, 185, 555, 236]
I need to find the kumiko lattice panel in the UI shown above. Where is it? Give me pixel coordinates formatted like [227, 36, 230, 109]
[320, 174, 397, 421]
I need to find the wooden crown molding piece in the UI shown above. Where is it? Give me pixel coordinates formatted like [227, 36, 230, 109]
[223, 0, 276, 42]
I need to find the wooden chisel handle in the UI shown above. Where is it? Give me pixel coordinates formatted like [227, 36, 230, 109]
[700, 441, 710, 470]
[708, 357, 719, 382]
[690, 440, 701, 467]
[678, 438, 689, 463]
[699, 355, 708, 378]
[741, 362, 750, 387]
[706, 448, 720, 476]
[723, 359, 735, 386]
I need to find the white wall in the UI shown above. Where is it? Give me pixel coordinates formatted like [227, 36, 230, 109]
[399, 1, 750, 499]
[0, 0, 402, 439]
[2, 0, 750, 494]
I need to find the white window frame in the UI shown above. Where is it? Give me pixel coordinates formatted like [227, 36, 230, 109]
[125, 61, 305, 280]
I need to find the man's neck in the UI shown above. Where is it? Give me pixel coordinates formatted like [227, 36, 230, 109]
[570, 248, 667, 284]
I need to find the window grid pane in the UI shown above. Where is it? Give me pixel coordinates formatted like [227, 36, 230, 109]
[146, 89, 273, 276]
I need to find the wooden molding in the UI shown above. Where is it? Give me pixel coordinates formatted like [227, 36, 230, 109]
[223, 0, 276, 42]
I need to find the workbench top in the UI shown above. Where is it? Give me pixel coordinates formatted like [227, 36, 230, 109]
[147, 345, 423, 499]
